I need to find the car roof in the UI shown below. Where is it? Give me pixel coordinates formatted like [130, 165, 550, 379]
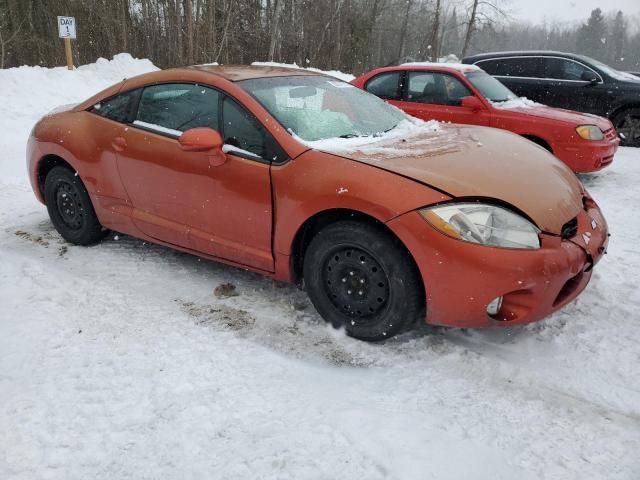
[399, 62, 482, 73]
[463, 51, 594, 64]
[186, 64, 322, 81]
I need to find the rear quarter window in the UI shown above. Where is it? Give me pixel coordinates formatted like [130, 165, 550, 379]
[365, 72, 403, 100]
[90, 89, 139, 123]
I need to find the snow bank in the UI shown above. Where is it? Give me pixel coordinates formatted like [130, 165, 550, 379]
[251, 61, 355, 82]
[439, 53, 462, 63]
[0, 53, 158, 181]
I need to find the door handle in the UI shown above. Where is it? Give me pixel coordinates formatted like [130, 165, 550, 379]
[112, 136, 127, 151]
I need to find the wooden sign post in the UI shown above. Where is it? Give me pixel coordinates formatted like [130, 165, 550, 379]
[57, 16, 76, 70]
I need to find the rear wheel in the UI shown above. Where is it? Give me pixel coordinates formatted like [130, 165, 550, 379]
[613, 108, 640, 147]
[303, 221, 424, 341]
[44, 166, 107, 245]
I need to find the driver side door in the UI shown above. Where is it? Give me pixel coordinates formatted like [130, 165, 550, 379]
[116, 83, 276, 271]
[395, 71, 492, 126]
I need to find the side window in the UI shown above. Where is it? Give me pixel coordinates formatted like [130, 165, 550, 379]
[136, 83, 220, 134]
[477, 58, 543, 78]
[443, 75, 472, 105]
[222, 96, 265, 158]
[365, 72, 402, 100]
[407, 72, 471, 106]
[545, 58, 596, 81]
[91, 89, 139, 123]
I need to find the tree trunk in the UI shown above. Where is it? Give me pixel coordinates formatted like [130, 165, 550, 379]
[462, 0, 478, 58]
[184, 0, 194, 64]
[268, 0, 280, 60]
[215, 0, 234, 62]
[397, 0, 413, 61]
[430, 0, 441, 60]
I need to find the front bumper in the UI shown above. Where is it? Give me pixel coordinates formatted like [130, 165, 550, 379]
[387, 203, 608, 328]
[555, 136, 619, 173]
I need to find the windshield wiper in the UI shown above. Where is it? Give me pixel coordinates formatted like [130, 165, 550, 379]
[338, 134, 360, 139]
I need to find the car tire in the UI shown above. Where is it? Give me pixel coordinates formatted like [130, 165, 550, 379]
[44, 166, 107, 245]
[613, 108, 640, 147]
[303, 220, 424, 341]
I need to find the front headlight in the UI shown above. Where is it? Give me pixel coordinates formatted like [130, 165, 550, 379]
[419, 203, 541, 249]
[576, 125, 604, 141]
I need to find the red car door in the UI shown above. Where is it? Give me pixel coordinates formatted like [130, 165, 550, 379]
[392, 71, 492, 127]
[115, 83, 275, 271]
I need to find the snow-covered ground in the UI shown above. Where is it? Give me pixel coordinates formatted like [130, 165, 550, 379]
[1, 55, 638, 480]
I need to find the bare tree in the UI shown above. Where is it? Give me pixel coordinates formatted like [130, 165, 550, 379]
[397, 0, 413, 61]
[462, 0, 509, 57]
[0, 10, 22, 69]
[429, 0, 441, 60]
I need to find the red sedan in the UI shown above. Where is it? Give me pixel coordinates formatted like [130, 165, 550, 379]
[352, 63, 619, 172]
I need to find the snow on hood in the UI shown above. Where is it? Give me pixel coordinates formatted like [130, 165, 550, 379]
[490, 97, 541, 109]
[251, 61, 355, 82]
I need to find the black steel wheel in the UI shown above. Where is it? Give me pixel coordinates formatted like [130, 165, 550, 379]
[303, 220, 424, 341]
[44, 166, 107, 245]
[613, 108, 640, 147]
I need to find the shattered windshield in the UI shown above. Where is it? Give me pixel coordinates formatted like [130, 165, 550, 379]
[465, 71, 517, 103]
[238, 75, 407, 141]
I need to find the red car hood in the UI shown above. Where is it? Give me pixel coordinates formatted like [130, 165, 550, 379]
[501, 104, 612, 130]
[310, 123, 584, 235]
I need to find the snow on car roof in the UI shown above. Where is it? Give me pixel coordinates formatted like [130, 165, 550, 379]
[401, 62, 482, 72]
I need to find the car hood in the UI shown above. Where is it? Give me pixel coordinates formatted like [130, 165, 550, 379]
[498, 104, 612, 130]
[309, 123, 584, 234]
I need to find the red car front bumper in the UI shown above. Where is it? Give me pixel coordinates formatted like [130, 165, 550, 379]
[387, 202, 608, 328]
[555, 133, 619, 173]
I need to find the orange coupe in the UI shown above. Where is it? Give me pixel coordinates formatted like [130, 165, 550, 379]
[27, 66, 609, 341]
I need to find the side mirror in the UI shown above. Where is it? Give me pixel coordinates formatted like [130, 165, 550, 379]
[581, 70, 599, 84]
[179, 127, 226, 167]
[461, 96, 485, 111]
[179, 127, 223, 151]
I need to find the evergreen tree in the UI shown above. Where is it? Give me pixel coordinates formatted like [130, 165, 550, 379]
[576, 8, 607, 61]
[610, 10, 626, 67]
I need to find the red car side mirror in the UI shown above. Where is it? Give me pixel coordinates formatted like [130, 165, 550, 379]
[178, 127, 226, 166]
[461, 96, 485, 111]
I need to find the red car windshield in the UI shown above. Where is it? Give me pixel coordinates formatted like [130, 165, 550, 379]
[465, 71, 518, 103]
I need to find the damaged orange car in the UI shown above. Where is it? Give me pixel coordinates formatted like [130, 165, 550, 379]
[27, 66, 609, 341]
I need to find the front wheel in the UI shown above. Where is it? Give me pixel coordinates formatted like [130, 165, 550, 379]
[303, 221, 424, 341]
[613, 108, 640, 147]
[44, 166, 107, 245]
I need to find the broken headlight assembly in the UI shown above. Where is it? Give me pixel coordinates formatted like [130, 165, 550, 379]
[419, 202, 541, 249]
